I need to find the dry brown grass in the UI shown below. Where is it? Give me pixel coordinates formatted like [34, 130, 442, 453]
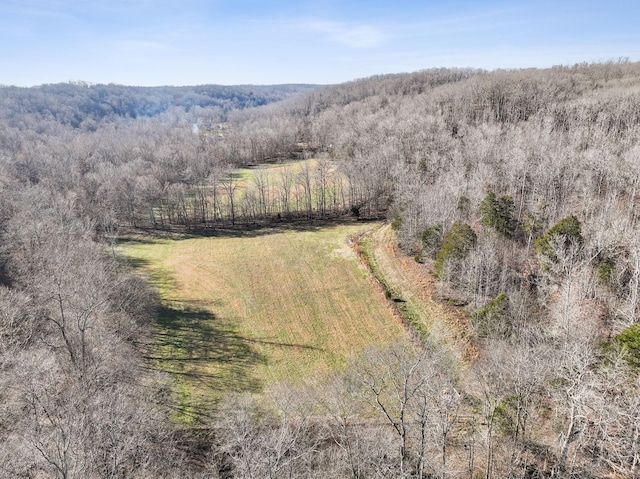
[359, 224, 474, 363]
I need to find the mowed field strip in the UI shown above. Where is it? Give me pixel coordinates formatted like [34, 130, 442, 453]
[120, 222, 407, 420]
[360, 224, 472, 362]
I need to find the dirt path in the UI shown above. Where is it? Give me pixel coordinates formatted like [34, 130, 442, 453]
[359, 224, 475, 362]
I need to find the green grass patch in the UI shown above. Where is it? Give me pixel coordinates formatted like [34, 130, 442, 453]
[119, 222, 406, 422]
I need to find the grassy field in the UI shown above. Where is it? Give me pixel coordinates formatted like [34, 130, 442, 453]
[120, 221, 406, 422]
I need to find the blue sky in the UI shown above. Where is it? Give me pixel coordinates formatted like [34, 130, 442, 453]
[1, 0, 639, 86]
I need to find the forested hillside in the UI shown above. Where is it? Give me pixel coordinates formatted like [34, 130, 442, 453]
[2, 61, 640, 477]
[0, 82, 318, 128]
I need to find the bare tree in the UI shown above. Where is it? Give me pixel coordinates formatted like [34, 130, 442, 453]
[212, 387, 323, 478]
[354, 341, 460, 478]
[220, 167, 241, 225]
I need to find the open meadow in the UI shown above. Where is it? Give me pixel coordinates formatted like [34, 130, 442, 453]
[120, 221, 407, 422]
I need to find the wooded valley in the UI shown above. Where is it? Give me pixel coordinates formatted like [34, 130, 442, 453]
[2, 60, 640, 478]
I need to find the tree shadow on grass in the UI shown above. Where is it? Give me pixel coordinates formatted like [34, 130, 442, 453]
[120, 255, 151, 270]
[189, 217, 383, 240]
[145, 302, 267, 423]
[124, 216, 383, 241]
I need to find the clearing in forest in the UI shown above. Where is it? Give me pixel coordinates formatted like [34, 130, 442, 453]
[120, 221, 407, 422]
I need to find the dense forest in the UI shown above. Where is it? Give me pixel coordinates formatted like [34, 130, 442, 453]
[2, 61, 640, 477]
[0, 82, 319, 128]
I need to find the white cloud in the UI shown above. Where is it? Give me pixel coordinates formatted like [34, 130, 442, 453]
[306, 20, 389, 49]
